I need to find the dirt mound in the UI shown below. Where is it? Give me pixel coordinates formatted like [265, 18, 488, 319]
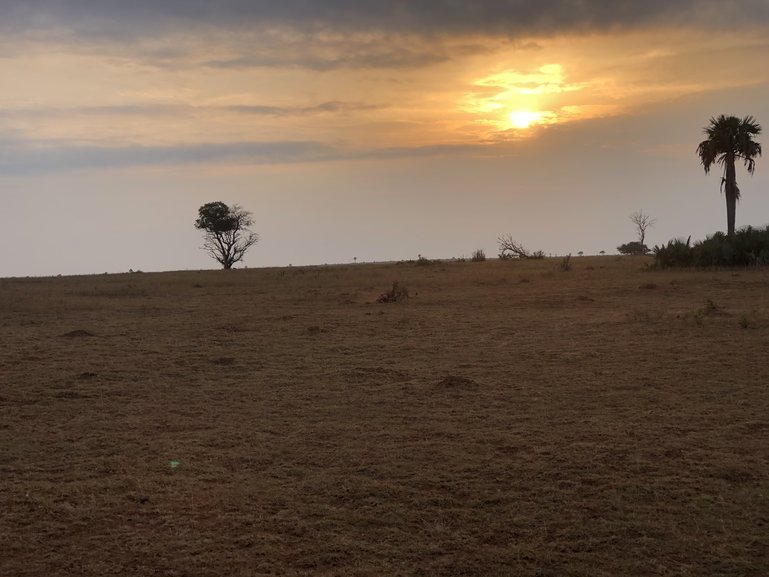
[58, 329, 96, 338]
[210, 356, 236, 366]
[436, 375, 479, 389]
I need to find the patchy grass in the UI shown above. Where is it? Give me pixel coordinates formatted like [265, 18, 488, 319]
[2, 257, 769, 576]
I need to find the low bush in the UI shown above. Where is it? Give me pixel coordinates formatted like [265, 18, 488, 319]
[471, 249, 486, 262]
[617, 241, 651, 256]
[654, 226, 769, 268]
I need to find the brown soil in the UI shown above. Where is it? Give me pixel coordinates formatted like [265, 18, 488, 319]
[1, 257, 768, 576]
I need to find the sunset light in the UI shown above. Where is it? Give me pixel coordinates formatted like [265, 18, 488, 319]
[3, 4, 769, 577]
[509, 110, 544, 129]
[0, 2, 767, 277]
[463, 63, 584, 136]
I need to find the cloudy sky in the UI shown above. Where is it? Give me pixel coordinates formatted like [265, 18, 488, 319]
[1, 1, 768, 276]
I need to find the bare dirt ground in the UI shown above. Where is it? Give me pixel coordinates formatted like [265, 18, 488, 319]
[1, 256, 768, 576]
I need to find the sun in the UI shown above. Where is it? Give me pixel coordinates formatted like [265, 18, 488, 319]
[508, 110, 541, 129]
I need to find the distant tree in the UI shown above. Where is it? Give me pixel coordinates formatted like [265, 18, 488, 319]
[195, 202, 259, 269]
[630, 210, 656, 246]
[577, 251, 584, 256]
[599, 250, 606, 255]
[617, 241, 650, 256]
[697, 115, 762, 236]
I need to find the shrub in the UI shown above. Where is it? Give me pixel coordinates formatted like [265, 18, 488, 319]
[559, 254, 572, 272]
[654, 226, 769, 268]
[471, 249, 486, 262]
[653, 237, 694, 268]
[617, 241, 651, 255]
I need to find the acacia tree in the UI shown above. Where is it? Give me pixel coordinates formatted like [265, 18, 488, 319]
[630, 210, 656, 246]
[697, 115, 762, 236]
[195, 202, 259, 269]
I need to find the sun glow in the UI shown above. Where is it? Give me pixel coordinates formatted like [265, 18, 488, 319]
[508, 110, 542, 129]
[461, 63, 582, 137]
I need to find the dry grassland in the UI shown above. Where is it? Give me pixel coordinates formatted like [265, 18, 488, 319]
[1, 257, 769, 576]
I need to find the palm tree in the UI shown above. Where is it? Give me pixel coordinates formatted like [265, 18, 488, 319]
[697, 115, 762, 236]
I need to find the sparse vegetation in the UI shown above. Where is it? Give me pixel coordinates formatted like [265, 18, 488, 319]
[4, 258, 769, 577]
[471, 249, 486, 262]
[559, 254, 572, 271]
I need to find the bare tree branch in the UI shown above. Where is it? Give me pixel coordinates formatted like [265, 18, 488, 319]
[629, 210, 656, 246]
[496, 234, 545, 259]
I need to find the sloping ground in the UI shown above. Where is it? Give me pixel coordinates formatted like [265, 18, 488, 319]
[1, 257, 768, 576]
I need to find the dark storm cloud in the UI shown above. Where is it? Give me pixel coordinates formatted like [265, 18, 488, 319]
[4, 1, 768, 38]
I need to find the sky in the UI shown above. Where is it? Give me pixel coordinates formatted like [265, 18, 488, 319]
[1, 1, 768, 276]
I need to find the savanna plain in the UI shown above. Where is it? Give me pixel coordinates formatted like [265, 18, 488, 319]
[1, 256, 768, 577]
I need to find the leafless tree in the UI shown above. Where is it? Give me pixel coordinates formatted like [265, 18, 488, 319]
[497, 235, 545, 259]
[630, 210, 656, 246]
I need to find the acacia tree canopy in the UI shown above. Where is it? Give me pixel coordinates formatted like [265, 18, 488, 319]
[617, 241, 650, 256]
[195, 202, 259, 269]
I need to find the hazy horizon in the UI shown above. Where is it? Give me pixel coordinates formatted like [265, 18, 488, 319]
[2, 1, 768, 277]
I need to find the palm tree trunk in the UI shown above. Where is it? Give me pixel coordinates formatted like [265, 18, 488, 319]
[725, 157, 737, 236]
